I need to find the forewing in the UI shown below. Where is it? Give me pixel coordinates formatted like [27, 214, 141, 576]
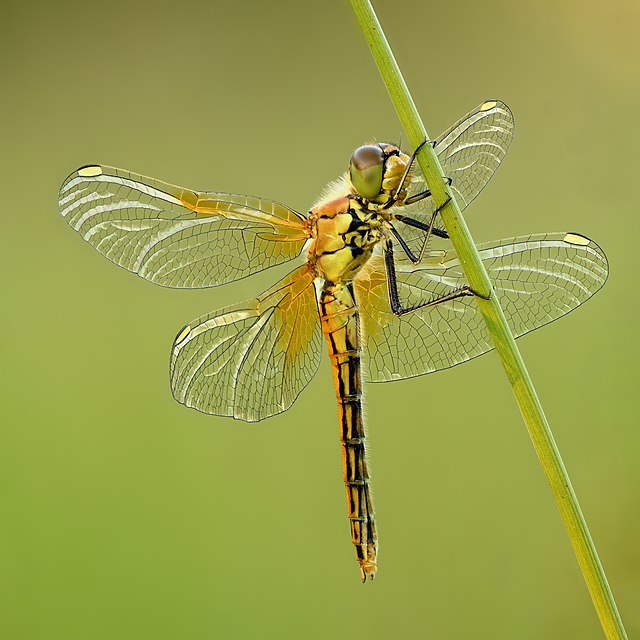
[355, 233, 607, 382]
[170, 265, 322, 421]
[393, 100, 515, 259]
[59, 164, 309, 288]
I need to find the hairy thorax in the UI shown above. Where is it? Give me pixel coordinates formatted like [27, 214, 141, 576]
[307, 196, 386, 284]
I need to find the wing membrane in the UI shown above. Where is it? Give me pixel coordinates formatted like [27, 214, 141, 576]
[170, 264, 322, 421]
[355, 233, 608, 382]
[59, 164, 310, 288]
[394, 100, 515, 259]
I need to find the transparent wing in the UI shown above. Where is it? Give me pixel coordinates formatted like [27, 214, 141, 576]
[59, 164, 310, 288]
[393, 100, 515, 259]
[354, 233, 607, 383]
[170, 264, 322, 421]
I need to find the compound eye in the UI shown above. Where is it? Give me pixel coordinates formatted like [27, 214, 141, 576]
[349, 145, 384, 200]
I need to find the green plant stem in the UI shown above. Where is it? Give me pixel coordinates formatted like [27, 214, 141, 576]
[349, 1, 627, 637]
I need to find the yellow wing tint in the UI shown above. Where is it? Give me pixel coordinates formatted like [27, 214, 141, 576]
[59, 164, 310, 288]
[170, 265, 322, 421]
[355, 233, 608, 382]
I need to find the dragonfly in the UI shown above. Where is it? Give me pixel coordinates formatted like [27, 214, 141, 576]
[58, 99, 608, 582]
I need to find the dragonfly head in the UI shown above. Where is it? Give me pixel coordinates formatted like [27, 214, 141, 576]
[349, 143, 404, 202]
[349, 144, 386, 201]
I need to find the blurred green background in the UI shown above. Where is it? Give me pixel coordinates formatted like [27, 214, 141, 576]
[3, 0, 638, 638]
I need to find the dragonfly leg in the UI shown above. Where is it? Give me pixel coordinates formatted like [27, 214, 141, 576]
[394, 214, 449, 239]
[404, 176, 453, 206]
[384, 239, 487, 315]
[389, 224, 420, 263]
[403, 189, 431, 205]
[394, 193, 454, 262]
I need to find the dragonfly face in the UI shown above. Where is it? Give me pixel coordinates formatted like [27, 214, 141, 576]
[58, 99, 608, 582]
[349, 143, 410, 204]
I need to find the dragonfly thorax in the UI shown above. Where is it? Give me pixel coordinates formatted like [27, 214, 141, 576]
[308, 196, 385, 284]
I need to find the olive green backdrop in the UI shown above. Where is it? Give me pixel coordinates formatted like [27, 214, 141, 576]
[3, 1, 638, 638]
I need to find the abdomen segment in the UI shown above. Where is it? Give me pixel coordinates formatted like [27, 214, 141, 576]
[319, 281, 377, 582]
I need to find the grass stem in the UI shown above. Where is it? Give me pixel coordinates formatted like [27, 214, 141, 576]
[349, 1, 627, 637]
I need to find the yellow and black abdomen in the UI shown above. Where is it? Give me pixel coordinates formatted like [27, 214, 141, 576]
[319, 281, 377, 581]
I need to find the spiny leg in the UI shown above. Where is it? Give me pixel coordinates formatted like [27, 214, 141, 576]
[384, 239, 488, 316]
[394, 214, 450, 239]
[393, 193, 453, 263]
[403, 176, 452, 206]
[389, 224, 420, 263]
[416, 194, 452, 263]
